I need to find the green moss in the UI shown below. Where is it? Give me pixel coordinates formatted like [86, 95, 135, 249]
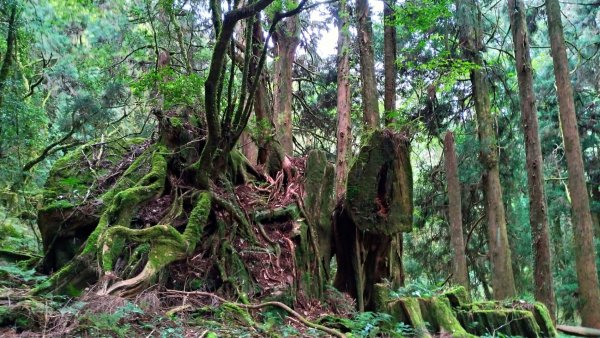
[421, 297, 475, 338]
[398, 298, 430, 337]
[220, 302, 254, 326]
[346, 130, 413, 235]
[183, 192, 211, 248]
[41, 199, 74, 212]
[468, 309, 540, 337]
[64, 282, 83, 297]
[443, 286, 470, 308]
[533, 302, 557, 337]
[44, 137, 146, 205]
[169, 116, 183, 128]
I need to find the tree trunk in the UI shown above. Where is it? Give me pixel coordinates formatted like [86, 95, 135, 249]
[443, 132, 469, 291]
[456, 0, 516, 299]
[273, 13, 300, 156]
[250, 18, 282, 173]
[356, 0, 380, 129]
[383, 0, 396, 126]
[0, 3, 17, 157]
[382, 0, 405, 287]
[508, 0, 556, 320]
[335, 0, 352, 199]
[546, 0, 600, 327]
[239, 130, 258, 165]
[334, 130, 412, 311]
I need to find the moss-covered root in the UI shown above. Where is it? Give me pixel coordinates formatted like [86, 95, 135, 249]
[97, 192, 211, 297]
[32, 147, 168, 296]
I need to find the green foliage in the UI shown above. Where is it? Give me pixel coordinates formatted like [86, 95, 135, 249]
[81, 302, 144, 338]
[132, 68, 205, 109]
[0, 265, 47, 284]
[393, 0, 451, 33]
[390, 280, 447, 299]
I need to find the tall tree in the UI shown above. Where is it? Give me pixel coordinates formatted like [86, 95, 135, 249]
[508, 0, 556, 319]
[0, 1, 17, 159]
[273, 9, 300, 156]
[383, 0, 396, 125]
[383, 0, 405, 289]
[356, 0, 379, 129]
[456, 0, 516, 299]
[335, 0, 351, 199]
[444, 131, 469, 290]
[545, 0, 600, 327]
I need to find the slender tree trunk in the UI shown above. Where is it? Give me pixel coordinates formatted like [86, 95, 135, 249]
[456, 0, 516, 299]
[0, 3, 17, 157]
[546, 0, 600, 327]
[590, 160, 600, 237]
[251, 19, 275, 166]
[273, 13, 300, 156]
[508, 0, 556, 320]
[551, 214, 566, 269]
[356, 0, 379, 129]
[335, 0, 351, 199]
[383, 0, 396, 125]
[444, 132, 469, 291]
[382, 0, 405, 288]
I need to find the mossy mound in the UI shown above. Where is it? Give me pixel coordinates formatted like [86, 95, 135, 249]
[374, 284, 557, 337]
[37, 138, 149, 273]
[42, 137, 147, 208]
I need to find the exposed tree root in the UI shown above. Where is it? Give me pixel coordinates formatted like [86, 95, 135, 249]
[165, 290, 346, 338]
[32, 146, 168, 295]
[97, 191, 212, 297]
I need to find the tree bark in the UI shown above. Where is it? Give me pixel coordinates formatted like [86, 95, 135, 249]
[239, 130, 258, 165]
[251, 19, 274, 166]
[456, 0, 516, 299]
[273, 13, 300, 156]
[335, 0, 351, 199]
[0, 3, 17, 158]
[546, 0, 600, 328]
[356, 0, 380, 129]
[334, 130, 412, 311]
[508, 0, 556, 320]
[443, 132, 469, 291]
[382, 0, 405, 289]
[383, 0, 396, 125]
[0, 2, 16, 107]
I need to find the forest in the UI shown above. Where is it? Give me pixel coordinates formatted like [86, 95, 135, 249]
[0, 0, 599, 336]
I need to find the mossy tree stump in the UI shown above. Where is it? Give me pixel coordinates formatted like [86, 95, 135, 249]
[334, 129, 413, 311]
[374, 284, 558, 337]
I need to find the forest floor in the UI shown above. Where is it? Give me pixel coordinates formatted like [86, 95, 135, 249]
[0, 259, 394, 337]
[0, 186, 388, 338]
[0, 217, 580, 338]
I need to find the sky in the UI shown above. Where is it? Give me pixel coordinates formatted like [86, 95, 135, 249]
[314, 1, 384, 57]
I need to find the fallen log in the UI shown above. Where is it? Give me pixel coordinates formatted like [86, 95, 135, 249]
[557, 324, 600, 337]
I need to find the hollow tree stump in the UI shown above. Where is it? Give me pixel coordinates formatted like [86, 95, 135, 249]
[334, 129, 413, 310]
